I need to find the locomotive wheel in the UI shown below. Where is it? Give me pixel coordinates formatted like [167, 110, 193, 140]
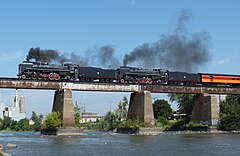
[129, 79, 134, 83]
[54, 73, 60, 80]
[32, 72, 37, 79]
[138, 79, 143, 84]
[109, 79, 114, 82]
[38, 73, 43, 80]
[21, 74, 26, 79]
[134, 79, 139, 83]
[144, 79, 148, 84]
[147, 78, 153, 84]
[65, 76, 71, 80]
[49, 73, 54, 80]
[43, 74, 48, 80]
[120, 79, 125, 83]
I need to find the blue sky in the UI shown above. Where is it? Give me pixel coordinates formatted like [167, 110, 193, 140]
[0, 0, 240, 117]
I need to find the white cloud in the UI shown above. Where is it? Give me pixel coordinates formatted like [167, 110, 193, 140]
[127, 0, 136, 5]
[216, 58, 231, 65]
[0, 51, 23, 62]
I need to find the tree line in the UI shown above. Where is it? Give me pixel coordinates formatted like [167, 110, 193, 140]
[1, 94, 240, 132]
[0, 111, 43, 131]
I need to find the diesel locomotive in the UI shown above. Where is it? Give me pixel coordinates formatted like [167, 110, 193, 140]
[18, 60, 240, 86]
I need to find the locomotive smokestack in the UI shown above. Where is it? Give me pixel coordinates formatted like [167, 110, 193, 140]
[123, 9, 211, 72]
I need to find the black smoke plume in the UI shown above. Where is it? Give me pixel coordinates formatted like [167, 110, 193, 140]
[27, 47, 59, 62]
[26, 45, 120, 68]
[97, 45, 120, 68]
[26, 10, 211, 71]
[123, 9, 211, 72]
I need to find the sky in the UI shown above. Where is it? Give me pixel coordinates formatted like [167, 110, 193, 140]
[0, 0, 240, 117]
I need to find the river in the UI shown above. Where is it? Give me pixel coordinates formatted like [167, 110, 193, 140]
[0, 132, 240, 156]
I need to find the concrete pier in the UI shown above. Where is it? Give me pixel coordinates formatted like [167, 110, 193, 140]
[52, 89, 75, 127]
[190, 94, 220, 125]
[127, 91, 155, 125]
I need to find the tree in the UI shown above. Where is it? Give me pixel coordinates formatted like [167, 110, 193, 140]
[168, 93, 195, 116]
[102, 111, 119, 131]
[74, 102, 81, 127]
[153, 99, 173, 119]
[219, 95, 240, 131]
[115, 96, 128, 121]
[18, 118, 31, 131]
[1, 116, 13, 130]
[0, 118, 2, 130]
[31, 111, 43, 131]
[41, 112, 62, 129]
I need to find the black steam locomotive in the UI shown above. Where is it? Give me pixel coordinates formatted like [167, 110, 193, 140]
[17, 60, 240, 86]
[17, 60, 200, 85]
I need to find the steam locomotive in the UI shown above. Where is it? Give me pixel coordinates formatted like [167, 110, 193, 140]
[18, 60, 240, 86]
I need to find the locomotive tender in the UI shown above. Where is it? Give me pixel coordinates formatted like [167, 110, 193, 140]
[18, 60, 240, 86]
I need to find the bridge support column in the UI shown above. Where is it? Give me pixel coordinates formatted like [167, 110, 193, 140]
[190, 94, 220, 125]
[52, 89, 75, 127]
[127, 91, 155, 125]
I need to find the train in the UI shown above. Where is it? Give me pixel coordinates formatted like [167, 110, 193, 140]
[17, 60, 240, 86]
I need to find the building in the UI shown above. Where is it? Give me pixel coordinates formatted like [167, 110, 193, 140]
[81, 112, 102, 123]
[2, 90, 26, 121]
[0, 93, 5, 119]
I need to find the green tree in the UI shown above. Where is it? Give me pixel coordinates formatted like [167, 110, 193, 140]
[168, 93, 195, 116]
[0, 118, 2, 130]
[2, 116, 13, 130]
[74, 102, 81, 127]
[41, 112, 62, 129]
[10, 120, 18, 131]
[18, 118, 31, 131]
[31, 111, 43, 131]
[153, 99, 173, 119]
[219, 95, 240, 131]
[102, 111, 119, 131]
[115, 96, 128, 121]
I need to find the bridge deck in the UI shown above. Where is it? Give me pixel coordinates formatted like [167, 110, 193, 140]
[0, 78, 239, 94]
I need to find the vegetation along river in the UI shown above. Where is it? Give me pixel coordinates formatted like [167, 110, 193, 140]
[1, 132, 240, 156]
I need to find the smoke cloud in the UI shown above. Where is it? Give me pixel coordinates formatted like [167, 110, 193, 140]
[26, 45, 120, 68]
[26, 10, 211, 72]
[27, 47, 59, 63]
[123, 9, 211, 72]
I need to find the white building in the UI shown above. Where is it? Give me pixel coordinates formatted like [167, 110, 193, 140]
[81, 112, 102, 123]
[0, 93, 6, 119]
[2, 90, 26, 121]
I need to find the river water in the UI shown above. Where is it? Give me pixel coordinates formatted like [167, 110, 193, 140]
[1, 132, 240, 156]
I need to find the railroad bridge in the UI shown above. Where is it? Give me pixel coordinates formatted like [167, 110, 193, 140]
[1, 78, 239, 127]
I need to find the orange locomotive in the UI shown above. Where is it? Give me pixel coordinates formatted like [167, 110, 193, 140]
[200, 73, 240, 85]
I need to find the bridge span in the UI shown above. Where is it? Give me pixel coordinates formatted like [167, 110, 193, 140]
[0, 77, 238, 127]
[0, 78, 239, 94]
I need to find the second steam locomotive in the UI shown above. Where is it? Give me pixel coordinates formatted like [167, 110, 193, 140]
[18, 60, 240, 86]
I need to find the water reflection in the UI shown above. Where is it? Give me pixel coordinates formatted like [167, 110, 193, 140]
[128, 135, 156, 144]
